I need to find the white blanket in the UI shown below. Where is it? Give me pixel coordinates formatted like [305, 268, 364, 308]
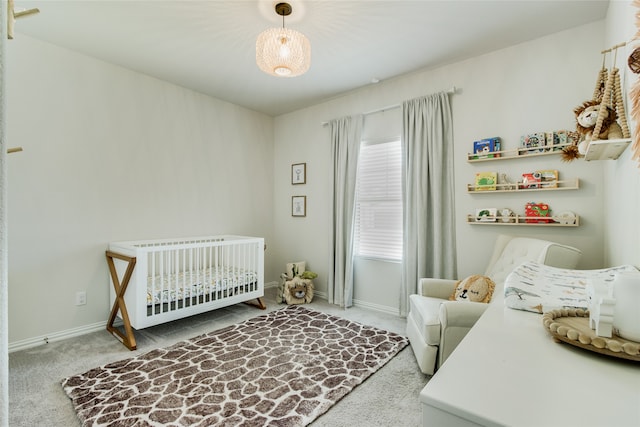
[504, 261, 638, 314]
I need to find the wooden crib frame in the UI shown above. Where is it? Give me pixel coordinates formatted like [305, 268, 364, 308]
[106, 235, 265, 350]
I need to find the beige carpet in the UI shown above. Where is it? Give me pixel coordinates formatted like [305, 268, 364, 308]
[10, 288, 429, 426]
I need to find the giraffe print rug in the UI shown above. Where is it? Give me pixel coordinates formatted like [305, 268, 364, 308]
[62, 305, 408, 426]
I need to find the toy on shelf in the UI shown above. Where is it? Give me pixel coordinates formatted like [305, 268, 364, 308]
[498, 173, 517, 191]
[524, 202, 552, 223]
[552, 211, 577, 225]
[499, 208, 516, 223]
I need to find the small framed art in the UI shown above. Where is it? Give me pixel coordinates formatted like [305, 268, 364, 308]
[291, 163, 306, 185]
[292, 196, 306, 217]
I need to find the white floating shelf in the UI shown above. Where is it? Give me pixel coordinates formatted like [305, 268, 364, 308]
[467, 178, 579, 194]
[584, 138, 631, 161]
[466, 214, 580, 227]
[466, 144, 571, 162]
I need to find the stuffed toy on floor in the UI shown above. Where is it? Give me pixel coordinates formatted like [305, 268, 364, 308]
[283, 276, 314, 305]
[277, 261, 317, 304]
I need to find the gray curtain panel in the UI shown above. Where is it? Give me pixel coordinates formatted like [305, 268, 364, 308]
[400, 92, 457, 316]
[328, 115, 362, 308]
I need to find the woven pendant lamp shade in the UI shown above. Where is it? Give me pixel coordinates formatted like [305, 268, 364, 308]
[256, 3, 310, 77]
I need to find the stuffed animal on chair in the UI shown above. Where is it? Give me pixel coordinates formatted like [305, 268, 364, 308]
[450, 275, 496, 303]
[283, 277, 314, 305]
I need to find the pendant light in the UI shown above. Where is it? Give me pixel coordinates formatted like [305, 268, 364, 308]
[256, 2, 311, 77]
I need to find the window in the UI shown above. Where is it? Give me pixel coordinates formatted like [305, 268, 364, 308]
[354, 138, 403, 261]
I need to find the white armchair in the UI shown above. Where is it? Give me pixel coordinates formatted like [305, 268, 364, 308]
[406, 234, 582, 375]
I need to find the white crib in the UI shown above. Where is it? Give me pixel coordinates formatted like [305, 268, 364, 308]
[106, 235, 264, 349]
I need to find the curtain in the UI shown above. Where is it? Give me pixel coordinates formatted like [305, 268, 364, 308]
[400, 92, 457, 316]
[0, 2, 10, 425]
[328, 115, 362, 307]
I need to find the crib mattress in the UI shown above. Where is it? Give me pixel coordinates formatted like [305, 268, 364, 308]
[146, 266, 258, 306]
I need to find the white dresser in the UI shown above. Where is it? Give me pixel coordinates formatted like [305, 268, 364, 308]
[420, 297, 640, 427]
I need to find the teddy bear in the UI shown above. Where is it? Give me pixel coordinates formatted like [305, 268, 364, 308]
[283, 276, 314, 305]
[449, 275, 496, 303]
[574, 100, 623, 155]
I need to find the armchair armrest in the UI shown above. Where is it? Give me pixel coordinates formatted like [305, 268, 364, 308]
[439, 301, 489, 329]
[418, 278, 457, 299]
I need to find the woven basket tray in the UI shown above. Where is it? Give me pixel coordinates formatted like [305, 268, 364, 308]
[542, 308, 640, 362]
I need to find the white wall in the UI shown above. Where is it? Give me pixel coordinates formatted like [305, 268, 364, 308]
[603, 1, 640, 268]
[273, 21, 608, 313]
[6, 35, 275, 345]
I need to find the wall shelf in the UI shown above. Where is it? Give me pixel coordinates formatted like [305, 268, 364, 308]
[467, 178, 579, 194]
[467, 144, 571, 163]
[584, 138, 631, 161]
[466, 214, 580, 227]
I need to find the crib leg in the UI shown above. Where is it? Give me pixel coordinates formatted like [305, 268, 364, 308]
[105, 251, 138, 351]
[244, 297, 267, 310]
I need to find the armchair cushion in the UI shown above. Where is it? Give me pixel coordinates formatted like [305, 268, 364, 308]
[409, 294, 442, 345]
[419, 278, 457, 299]
[439, 300, 491, 328]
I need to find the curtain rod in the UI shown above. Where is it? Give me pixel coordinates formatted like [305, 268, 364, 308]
[321, 86, 457, 127]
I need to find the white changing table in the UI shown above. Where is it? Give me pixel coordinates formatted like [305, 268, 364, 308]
[420, 269, 640, 427]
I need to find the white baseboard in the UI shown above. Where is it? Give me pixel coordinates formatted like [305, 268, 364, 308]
[11, 283, 281, 353]
[352, 298, 400, 316]
[314, 290, 399, 316]
[9, 320, 110, 353]
[9, 283, 396, 352]
[264, 281, 279, 289]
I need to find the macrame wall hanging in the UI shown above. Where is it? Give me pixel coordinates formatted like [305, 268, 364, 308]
[563, 44, 630, 162]
[628, 0, 640, 167]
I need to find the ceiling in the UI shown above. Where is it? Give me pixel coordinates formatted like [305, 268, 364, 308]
[11, 0, 610, 116]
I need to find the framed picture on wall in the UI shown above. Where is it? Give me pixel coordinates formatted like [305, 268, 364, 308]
[292, 196, 306, 217]
[292, 163, 306, 185]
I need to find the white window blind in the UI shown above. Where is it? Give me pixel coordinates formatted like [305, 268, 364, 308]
[354, 138, 403, 261]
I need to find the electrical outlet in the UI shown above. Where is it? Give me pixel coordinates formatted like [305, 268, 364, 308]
[75, 291, 86, 306]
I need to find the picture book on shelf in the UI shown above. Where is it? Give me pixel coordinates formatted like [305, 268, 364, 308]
[545, 131, 568, 151]
[520, 172, 541, 189]
[472, 137, 501, 159]
[475, 172, 497, 191]
[525, 202, 552, 223]
[519, 133, 546, 154]
[475, 208, 497, 222]
[536, 169, 559, 188]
